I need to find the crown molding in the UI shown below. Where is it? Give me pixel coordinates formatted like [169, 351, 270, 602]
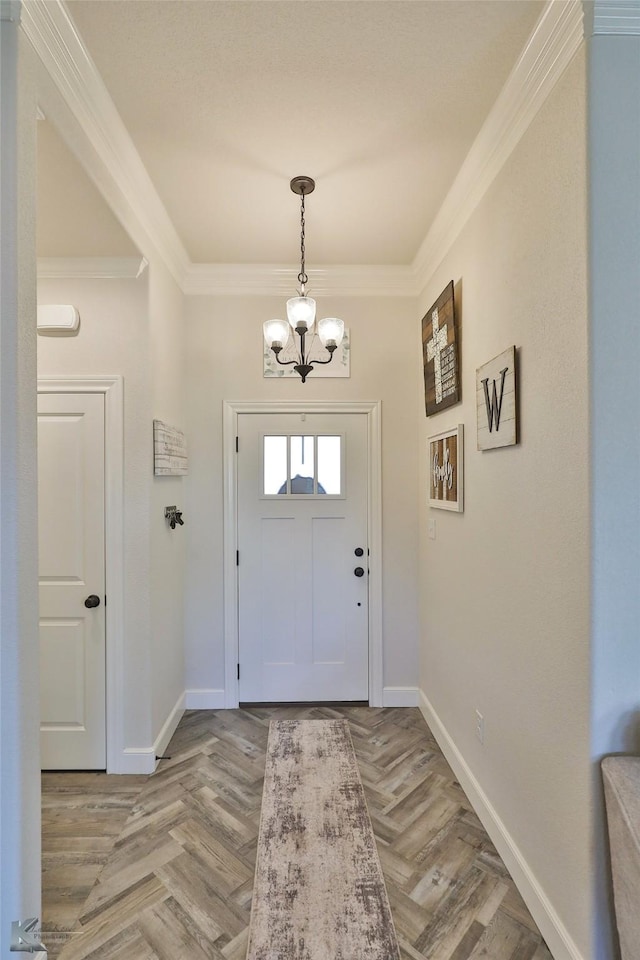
[591, 1, 640, 35]
[183, 263, 419, 298]
[37, 256, 148, 280]
[412, 0, 584, 298]
[21, 0, 189, 286]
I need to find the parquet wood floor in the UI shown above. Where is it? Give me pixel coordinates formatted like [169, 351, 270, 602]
[42, 707, 553, 960]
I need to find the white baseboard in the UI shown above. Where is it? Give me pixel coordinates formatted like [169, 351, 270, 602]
[382, 686, 420, 707]
[118, 691, 185, 775]
[184, 688, 226, 709]
[153, 690, 185, 760]
[119, 747, 156, 775]
[418, 690, 585, 960]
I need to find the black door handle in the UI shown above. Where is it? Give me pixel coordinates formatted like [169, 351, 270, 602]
[354, 547, 364, 557]
[354, 567, 365, 578]
[84, 595, 101, 609]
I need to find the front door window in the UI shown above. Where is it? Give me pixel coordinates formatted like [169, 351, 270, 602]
[263, 434, 342, 497]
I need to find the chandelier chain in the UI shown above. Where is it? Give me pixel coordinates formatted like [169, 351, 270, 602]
[298, 192, 308, 287]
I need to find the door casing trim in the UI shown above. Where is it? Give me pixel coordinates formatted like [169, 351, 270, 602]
[38, 376, 124, 772]
[223, 399, 383, 708]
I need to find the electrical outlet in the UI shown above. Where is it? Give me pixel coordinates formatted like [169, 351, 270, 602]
[475, 709, 484, 744]
[428, 518, 436, 540]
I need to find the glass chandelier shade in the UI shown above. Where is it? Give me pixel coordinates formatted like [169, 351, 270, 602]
[263, 319, 290, 350]
[317, 317, 344, 348]
[286, 296, 316, 332]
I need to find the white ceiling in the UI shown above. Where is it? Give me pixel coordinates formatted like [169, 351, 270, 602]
[38, 0, 545, 266]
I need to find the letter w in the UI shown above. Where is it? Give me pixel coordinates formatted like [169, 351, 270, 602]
[482, 367, 508, 433]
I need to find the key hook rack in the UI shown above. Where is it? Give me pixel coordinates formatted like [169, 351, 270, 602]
[164, 506, 184, 530]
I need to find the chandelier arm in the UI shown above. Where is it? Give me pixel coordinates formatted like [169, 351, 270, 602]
[307, 351, 337, 367]
[273, 354, 299, 367]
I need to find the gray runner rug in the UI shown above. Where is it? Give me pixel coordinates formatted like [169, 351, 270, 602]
[246, 718, 400, 960]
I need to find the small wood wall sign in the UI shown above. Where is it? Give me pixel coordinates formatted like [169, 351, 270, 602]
[476, 346, 517, 450]
[429, 424, 463, 512]
[153, 420, 188, 476]
[422, 281, 460, 416]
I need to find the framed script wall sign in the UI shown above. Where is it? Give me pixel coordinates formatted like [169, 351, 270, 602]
[428, 424, 464, 512]
[476, 346, 518, 450]
[422, 281, 460, 416]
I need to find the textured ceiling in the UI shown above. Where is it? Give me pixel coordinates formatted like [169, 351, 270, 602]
[45, 0, 544, 265]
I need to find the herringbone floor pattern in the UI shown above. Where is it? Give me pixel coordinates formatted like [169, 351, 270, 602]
[42, 707, 553, 960]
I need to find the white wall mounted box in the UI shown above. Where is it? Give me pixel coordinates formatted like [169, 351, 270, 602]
[37, 303, 80, 332]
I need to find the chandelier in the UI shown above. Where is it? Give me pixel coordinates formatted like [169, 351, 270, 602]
[263, 176, 344, 383]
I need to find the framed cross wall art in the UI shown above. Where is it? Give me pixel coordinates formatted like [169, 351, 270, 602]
[422, 281, 460, 416]
[428, 424, 464, 512]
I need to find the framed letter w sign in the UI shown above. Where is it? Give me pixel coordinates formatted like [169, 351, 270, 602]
[476, 346, 518, 450]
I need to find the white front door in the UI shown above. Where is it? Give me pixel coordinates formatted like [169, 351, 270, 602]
[38, 392, 106, 769]
[237, 412, 369, 702]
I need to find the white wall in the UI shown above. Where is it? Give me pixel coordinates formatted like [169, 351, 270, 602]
[0, 15, 41, 953]
[148, 264, 186, 738]
[588, 31, 640, 960]
[418, 51, 590, 959]
[185, 294, 420, 701]
[37, 119, 139, 258]
[37, 276, 155, 749]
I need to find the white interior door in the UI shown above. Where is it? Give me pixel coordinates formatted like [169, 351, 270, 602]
[38, 392, 106, 769]
[237, 412, 369, 702]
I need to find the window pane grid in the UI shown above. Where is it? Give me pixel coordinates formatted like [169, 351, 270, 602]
[289, 436, 315, 494]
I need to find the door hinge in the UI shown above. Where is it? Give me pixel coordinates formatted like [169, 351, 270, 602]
[237, 663, 240, 680]
[235, 436, 239, 453]
[236, 550, 239, 566]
